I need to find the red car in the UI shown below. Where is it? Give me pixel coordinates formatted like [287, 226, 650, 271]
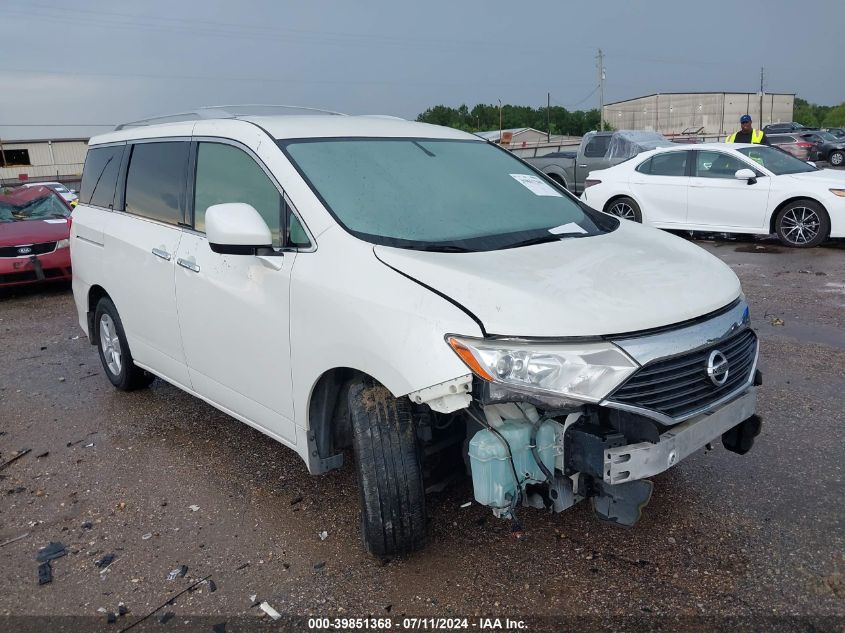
[0, 185, 72, 288]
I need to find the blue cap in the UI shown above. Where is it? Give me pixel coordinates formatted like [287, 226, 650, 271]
[740, 114, 752, 123]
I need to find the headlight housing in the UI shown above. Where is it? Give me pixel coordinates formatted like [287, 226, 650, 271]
[56, 238, 70, 249]
[830, 189, 845, 197]
[447, 335, 638, 404]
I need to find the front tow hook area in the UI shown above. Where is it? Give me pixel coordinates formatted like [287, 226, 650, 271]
[28, 255, 46, 280]
[591, 478, 653, 527]
[721, 414, 763, 455]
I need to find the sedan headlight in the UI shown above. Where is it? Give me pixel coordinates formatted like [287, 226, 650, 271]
[56, 238, 70, 249]
[830, 189, 845, 197]
[447, 335, 638, 403]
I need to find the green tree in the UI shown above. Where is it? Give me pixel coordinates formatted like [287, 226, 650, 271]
[821, 103, 845, 128]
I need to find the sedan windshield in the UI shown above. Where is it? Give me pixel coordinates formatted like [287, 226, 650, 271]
[0, 189, 70, 222]
[280, 138, 614, 251]
[737, 146, 817, 175]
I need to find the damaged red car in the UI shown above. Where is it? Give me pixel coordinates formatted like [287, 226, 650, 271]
[0, 185, 72, 288]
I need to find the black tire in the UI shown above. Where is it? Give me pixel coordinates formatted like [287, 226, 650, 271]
[348, 379, 426, 557]
[605, 196, 643, 223]
[547, 173, 568, 190]
[774, 199, 830, 248]
[94, 297, 155, 391]
[829, 150, 844, 167]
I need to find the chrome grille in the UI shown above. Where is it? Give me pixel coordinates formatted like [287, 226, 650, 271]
[608, 329, 757, 420]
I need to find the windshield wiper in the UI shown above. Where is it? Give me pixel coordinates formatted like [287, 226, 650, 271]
[502, 234, 563, 249]
[417, 244, 475, 253]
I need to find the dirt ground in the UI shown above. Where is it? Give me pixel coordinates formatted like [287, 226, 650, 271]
[0, 237, 843, 633]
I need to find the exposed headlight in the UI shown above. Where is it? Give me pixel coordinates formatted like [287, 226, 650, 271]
[447, 335, 638, 403]
[56, 238, 70, 249]
[830, 189, 845, 197]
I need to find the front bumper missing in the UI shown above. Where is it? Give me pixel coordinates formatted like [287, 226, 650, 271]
[604, 387, 757, 484]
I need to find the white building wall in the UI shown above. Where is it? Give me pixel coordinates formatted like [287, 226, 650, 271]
[1, 139, 88, 183]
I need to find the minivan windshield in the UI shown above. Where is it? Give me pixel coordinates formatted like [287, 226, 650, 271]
[280, 138, 614, 251]
[737, 146, 818, 175]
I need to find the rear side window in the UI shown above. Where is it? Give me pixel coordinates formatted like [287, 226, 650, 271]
[80, 145, 124, 208]
[124, 142, 188, 224]
[636, 152, 688, 176]
[583, 136, 610, 158]
[193, 142, 283, 245]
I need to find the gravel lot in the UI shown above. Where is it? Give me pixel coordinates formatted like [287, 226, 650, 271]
[0, 236, 843, 632]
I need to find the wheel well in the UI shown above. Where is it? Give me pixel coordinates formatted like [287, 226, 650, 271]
[307, 367, 368, 469]
[769, 197, 828, 234]
[86, 285, 110, 340]
[546, 172, 567, 188]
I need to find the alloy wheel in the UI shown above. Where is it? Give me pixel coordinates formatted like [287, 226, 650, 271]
[99, 313, 123, 376]
[609, 201, 637, 220]
[830, 152, 843, 166]
[780, 206, 820, 245]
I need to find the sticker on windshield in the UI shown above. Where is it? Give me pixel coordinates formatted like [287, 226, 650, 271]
[509, 174, 562, 197]
[549, 222, 587, 235]
[43, 219, 68, 224]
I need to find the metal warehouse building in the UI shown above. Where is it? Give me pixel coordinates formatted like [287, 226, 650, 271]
[602, 92, 795, 137]
[0, 138, 88, 186]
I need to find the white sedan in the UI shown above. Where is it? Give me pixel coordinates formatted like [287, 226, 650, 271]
[581, 143, 845, 247]
[22, 181, 78, 205]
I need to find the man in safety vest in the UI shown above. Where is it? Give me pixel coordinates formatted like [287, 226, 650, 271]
[725, 114, 769, 144]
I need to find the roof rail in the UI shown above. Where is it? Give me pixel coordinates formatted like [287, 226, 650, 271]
[115, 104, 347, 130]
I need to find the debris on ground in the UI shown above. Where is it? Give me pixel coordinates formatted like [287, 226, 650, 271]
[167, 565, 188, 580]
[118, 603, 129, 616]
[106, 612, 116, 624]
[313, 561, 326, 570]
[318, 530, 328, 541]
[0, 533, 29, 548]
[81, 522, 93, 530]
[121, 574, 211, 630]
[207, 579, 217, 593]
[460, 501, 472, 508]
[771, 317, 785, 326]
[188, 505, 200, 512]
[0, 448, 31, 472]
[235, 562, 250, 571]
[37, 561, 52, 585]
[212, 623, 226, 633]
[36, 542, 67, 562]
[142, 533, 152, 540]
[159, 611, 174, 624]
[289, 495, 303, 506]
[259, 601, 282, 620]
[35, 451, 49, 459]
[95, 554, 115, 569]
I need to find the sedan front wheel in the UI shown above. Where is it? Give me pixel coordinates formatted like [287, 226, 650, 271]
[774, 200, 830, 248]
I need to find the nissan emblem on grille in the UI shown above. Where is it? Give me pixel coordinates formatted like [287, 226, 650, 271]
[706, 350, 730, 387]
[17, 246, 32, 255]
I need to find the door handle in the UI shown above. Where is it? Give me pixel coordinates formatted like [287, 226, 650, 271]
[177, 258, 200, 273]
[151, 248, 171, 261]
[579, 164, 588, 168]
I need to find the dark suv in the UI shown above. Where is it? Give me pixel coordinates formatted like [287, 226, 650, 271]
[763, 122, 812, 134]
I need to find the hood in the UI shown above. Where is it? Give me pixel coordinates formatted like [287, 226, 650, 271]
[787, 169, 845, 186]
[374, 222, 741, 338]
[0, 217, 70, 246]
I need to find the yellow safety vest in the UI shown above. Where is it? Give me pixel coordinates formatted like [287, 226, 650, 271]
[726, 129, 764, 143]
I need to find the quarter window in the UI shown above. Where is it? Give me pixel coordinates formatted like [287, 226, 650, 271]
[636, 152, 688, 176]
[80, 145, 125, 208]
[583, 136, 610, 158]
[124, 142, 188, 224]
[193, 143, 283, 247]
[694, 151, 749, 179]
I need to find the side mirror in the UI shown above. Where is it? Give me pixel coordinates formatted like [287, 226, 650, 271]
[734, 168, 757, 184]
[206, 203, 272, 255]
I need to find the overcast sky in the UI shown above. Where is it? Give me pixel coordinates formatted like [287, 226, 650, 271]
[1, 0, 843, 140]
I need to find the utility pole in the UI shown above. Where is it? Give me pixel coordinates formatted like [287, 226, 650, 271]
[759, 66, 765, 127]
[498, 98, 502, 142]
[547, 92, 551, 141]
[597, 49, 606, 131]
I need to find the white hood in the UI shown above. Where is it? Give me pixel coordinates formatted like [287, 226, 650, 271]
[375, 221, 741, 337]
[786, 169, 845, 186]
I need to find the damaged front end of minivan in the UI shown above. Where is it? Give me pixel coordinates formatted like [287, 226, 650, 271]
[408, 299, 762, 528]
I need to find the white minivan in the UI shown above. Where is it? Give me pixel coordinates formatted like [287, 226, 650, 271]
[71, 108, 762, 556]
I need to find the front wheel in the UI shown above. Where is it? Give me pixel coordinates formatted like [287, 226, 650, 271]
[774, 200, 830, 248]
[605, 196, 642, 223]
[348, 380, 427, 557]
[829, 150, 844, 167]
